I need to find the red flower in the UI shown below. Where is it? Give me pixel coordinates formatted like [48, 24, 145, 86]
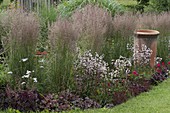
[107, 82, 111, 87]
[157, 63, 161, 67]
[168, 61, 170, 65]
[132, 71, 138, 76]
[156, 69, 162, 73]
[36, 51, 47, 55]
[162, 62, 165, 66]
[121, 79, 126, 84]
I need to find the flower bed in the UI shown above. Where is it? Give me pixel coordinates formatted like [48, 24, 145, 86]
[0, 49, 169, 112]
[0, 68, 169, 112]
[0, 2, 170, 112]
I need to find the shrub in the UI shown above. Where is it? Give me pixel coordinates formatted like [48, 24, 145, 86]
[0, 0, 3, 4]
[55, 90, 101, 111]
[113, 90, 129, 105]
[150, 0, 170, 12]
[135, 0, 149, 13]
[57, 0, 123, 18]
[0, 88, 101, 112]
[150, 62, 169, 85]
[128, 79, 151, 96]
[5, 88, 41, 112]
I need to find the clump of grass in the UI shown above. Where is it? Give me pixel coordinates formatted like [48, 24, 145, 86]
[0, 10, 8, 50]
[103, 13, 136, 61]
[72, 4, 113, 53]
[138, 12, 170, 36]
[138, 13, 158, 30]
[113, 13, 137, 38]
[155, 12, 170, 36]
[110, 12, 170, 38]
[0, 10, 39, 89]
[47, 18, 77, 93]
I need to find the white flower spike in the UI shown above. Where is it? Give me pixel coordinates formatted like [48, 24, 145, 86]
[21, 82, 26, 85]
[26, 70, 31, 75]
[33, 78, 37, 83]
[21, 58, 28, 62]
[22, 74, 30, 78]
[7, 71, 13, 74]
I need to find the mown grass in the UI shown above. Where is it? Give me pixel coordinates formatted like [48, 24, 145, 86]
[116, 0, 137, 5]
[64, 78, 170, 113]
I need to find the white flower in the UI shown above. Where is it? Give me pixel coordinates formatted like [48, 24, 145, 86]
[40, 66, 44, 68]
[125, 69, 130, 74]
[38, 59, 45, 63]
[133, 44, 152, 65]
[33, 78, 37, 83]
[22, 74, 30, 78]
[21, 82, 26, 85]
[21, 58, 28, 62]
[26, 70, 31, 75]
[99, 66, 107, 72]
[7, 71, 13, 74]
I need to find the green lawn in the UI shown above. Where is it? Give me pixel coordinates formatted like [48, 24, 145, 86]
[66, 78, 170, 113]
[116, 0, 137, 5]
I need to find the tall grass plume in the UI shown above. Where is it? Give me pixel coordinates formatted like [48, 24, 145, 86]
[72, 4, 113, 53]
[47, 18, 77, 92]
[0, 10, 39, 89]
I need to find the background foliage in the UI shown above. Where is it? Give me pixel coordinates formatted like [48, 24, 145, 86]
[57, 0, 123, 18]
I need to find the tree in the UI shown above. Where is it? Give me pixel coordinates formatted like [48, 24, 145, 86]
[150, 0, 170, 12]
[137, 0, 149, 6]
[0, 0, 3, 4]
[136, 0, 150, 12]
